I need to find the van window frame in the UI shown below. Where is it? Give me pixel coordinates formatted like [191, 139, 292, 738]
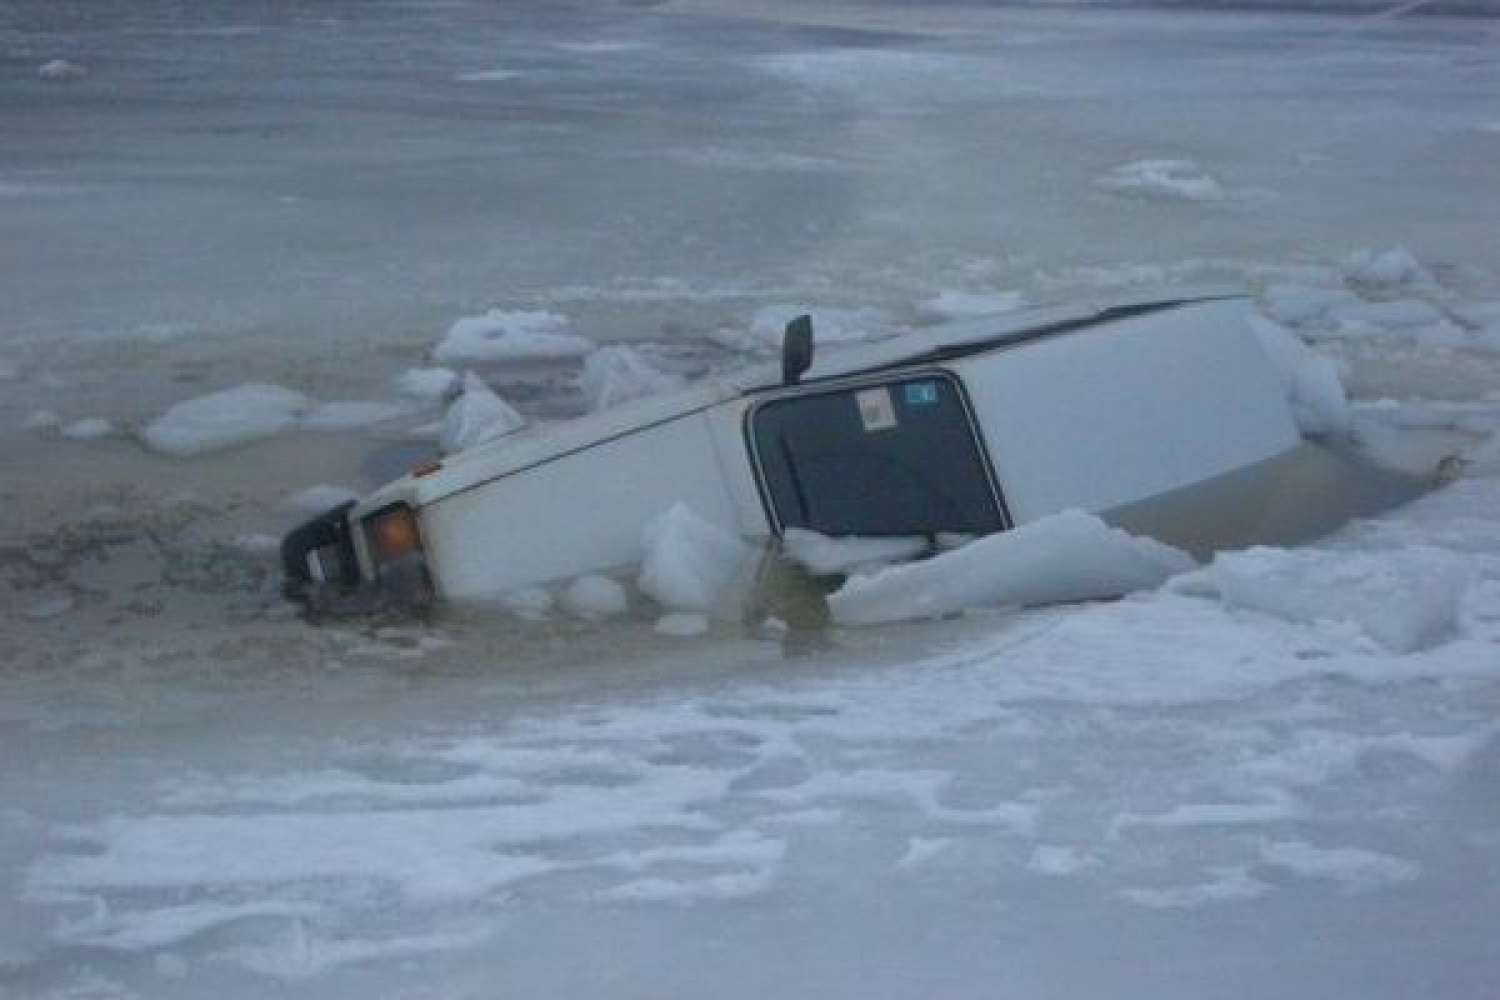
[743, 367, 1012, 538]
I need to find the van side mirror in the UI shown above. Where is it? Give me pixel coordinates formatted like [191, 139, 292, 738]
[782, 314, 814, 386]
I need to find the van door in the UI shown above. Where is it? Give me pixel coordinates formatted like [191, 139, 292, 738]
[748, 372, 1009, 537]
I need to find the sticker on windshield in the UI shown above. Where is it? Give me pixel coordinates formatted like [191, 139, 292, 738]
[856, 387, 898, 432]
[904, 381, 940, 407]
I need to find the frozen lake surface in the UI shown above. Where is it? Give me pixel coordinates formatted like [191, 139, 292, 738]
[3, 2, 1500, 997]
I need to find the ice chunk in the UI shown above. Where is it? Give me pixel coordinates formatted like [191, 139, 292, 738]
[439, 372, 525, 454]
[1249, 315, 1350, 437]
[579, 345, 682, 411]
[433, 309, 592, 364]
[559, 575, 629, 619]
[918, 289, 1025, 321]
[142, 384, 313, 457]
[829, 510, 1194, 625]
[60, 417, 116, 441]
[781, 528, 928, 577]
[638, 503, 753, 614]
[1094, 159, 1224, 202]
[38, 59, 87, 80]
[396, 366, 460, 401]
[1188, 545, 1471, 653]
[1346, 246, 1431, 290]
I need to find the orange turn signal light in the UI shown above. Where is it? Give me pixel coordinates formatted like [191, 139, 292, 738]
[365, 505, 423, 564]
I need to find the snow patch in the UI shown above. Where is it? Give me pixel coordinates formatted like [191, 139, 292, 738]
[440, 372, 525, 454]
[433, 310, 592, 364]
[829, 511, 1195, 625]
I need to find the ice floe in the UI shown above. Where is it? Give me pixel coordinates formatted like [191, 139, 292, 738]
[829, 510, 1195, 625]
[141, 384, 313, 457]
[433, 309, 593, 364]
[1094, 159, 1225, 203]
